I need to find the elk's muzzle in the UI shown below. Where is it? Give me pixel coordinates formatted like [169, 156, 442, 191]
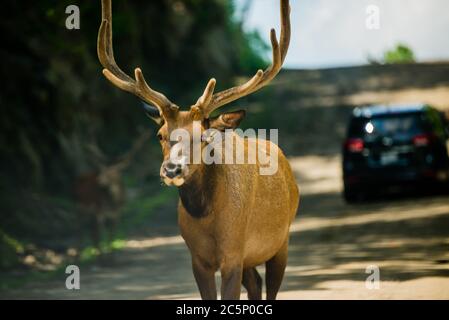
[160, 158, 188, 187]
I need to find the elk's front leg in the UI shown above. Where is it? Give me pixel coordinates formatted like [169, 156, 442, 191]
[192, 257, 217, 300]
[220, 263, 243, 300]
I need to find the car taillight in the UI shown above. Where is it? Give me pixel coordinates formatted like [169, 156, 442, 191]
[344, 138, 364, 153]
[413, 134, 432, 147]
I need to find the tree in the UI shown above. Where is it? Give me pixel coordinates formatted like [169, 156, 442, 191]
[0, 0, 270, 259]
[383, 44, 416, 64]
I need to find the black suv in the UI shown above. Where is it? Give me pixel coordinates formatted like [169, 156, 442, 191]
[342, 103, 449, 202]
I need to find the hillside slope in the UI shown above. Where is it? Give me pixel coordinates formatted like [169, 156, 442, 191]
[241, 62, 449, 156]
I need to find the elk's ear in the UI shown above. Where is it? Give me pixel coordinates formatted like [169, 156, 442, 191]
[142, 103, 164, 126]
[208, 110, 246, 131]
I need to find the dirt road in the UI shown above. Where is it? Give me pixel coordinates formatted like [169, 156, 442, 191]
[3, 155, 449, 299]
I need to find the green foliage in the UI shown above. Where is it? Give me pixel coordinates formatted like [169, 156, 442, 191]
[225, 1, 269, 74]
[235, 30, 269, 74]
[120, 188, 177, 235]
[0, 0, 267, 191]
[0, 0, 267, 268]
[0, 229, 24, 269]
[383, 43, 416, 64]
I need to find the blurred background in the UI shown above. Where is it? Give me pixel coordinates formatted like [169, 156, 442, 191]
[1, 0, 449, 299]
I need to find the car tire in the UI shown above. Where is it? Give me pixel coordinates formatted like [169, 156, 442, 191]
[343, 186, 359, 203]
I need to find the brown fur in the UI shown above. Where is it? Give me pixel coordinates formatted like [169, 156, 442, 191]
[155, 114, 299, 300]
[97, 0, 298, 300]
[179, 147, 299, 300]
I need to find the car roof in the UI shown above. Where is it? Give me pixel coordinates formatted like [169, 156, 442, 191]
[352, 103, 430, 118]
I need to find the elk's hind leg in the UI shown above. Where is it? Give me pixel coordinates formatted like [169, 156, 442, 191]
[265, 239, 288, 300]
[242, 267, 262, 300]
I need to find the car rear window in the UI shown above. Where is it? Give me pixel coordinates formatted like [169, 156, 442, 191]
[348, 113, 425, 138]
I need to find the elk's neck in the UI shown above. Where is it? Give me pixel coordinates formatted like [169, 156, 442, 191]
[178, 164, 217, 218]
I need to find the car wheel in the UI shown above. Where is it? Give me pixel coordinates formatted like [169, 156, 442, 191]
[343, 186, 359, 203]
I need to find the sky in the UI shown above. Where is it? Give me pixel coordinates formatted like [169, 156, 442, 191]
[234, 0, 449, 69]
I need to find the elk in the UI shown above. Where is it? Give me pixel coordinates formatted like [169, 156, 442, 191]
[73, 130, 150, 248]
[97, 0, 299, 300]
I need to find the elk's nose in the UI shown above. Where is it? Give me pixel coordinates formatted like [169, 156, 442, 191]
[163, 162, 183, 179]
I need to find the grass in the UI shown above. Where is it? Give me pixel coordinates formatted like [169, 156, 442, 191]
[0, 229, 24, 270]
[0, 187, 177, 292]
[119, 187, 177, 236]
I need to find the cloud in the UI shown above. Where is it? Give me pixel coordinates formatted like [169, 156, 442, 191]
[235, 0, 449, 68]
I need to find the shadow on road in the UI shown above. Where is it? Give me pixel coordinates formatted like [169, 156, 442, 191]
[288, 192, 449, 287]
[2, 155, 449, 300]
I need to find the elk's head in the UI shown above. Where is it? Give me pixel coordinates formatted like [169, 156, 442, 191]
[97, 0, 290, 187]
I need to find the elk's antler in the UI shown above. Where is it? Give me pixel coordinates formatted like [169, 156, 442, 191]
[196, 0, 291, 118]
[97, 0, 177, 118]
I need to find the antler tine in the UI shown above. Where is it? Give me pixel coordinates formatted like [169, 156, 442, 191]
[279, 0, 291, 63]
[98, 0, 133, 83]
[196, 78, 217, 108]
[98, 0, 176, 117]
[200, 0, 291, 118]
